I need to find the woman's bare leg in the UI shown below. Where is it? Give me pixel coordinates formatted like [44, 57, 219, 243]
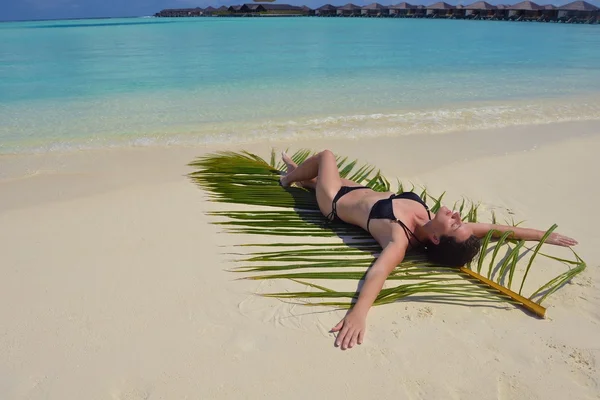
[281, 153, 317, 189]
[281, 152, 361, 190]
[280, 150, 344, 218]
[280, 152, 322, 187]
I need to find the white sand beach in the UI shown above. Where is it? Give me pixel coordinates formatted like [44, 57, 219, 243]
[1, 121, 599, 399]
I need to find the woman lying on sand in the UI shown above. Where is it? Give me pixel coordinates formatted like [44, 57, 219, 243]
[279, 150, 578, 350]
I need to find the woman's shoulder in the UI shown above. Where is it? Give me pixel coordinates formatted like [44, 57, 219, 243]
[385, 229, 412, 251]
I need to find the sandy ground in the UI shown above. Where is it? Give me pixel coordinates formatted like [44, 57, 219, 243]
[1, 121, 599, 399]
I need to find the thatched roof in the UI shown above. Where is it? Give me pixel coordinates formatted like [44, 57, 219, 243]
[558, 1, 599, 10]
[301, 5, 313, 11]
[509, 1, 542, 10]
[317, 3, 338, 10]
[427, 2, 456, 9]
[464, 1, 497, 9]
[217, 6, 229, 11]
[495, 4, 509, 8]
[541, 4, 556, 9]
[390, 2, 417, 9]
[338, 3, 362, 10]
[362, 2, 390, 9]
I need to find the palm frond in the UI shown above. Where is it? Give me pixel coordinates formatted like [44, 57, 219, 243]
[189, 150, 586, 318]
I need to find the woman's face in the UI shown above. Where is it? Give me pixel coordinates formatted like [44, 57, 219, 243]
[432, 206, 473, 242]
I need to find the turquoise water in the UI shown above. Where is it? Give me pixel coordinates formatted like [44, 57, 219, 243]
[1, 17, 600, 153]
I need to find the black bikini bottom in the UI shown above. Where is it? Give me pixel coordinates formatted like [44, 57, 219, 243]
[326, 186, 369, 222]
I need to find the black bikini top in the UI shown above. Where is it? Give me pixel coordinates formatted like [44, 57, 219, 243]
[367, 192, 431, 245]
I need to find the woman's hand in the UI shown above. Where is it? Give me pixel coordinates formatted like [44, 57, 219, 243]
[546, 232, 578, 247]
[331, 310, 366, 350]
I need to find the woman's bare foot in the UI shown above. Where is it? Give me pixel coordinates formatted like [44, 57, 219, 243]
[282, 152, 297, 172]
[280, 152, 297, 187]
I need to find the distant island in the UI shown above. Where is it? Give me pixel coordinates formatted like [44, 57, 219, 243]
[155, 1, 599, 23]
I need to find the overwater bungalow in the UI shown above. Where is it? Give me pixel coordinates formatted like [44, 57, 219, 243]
[492, 4, 510, 19]
[557, 1, 599, 22]
[188, 7, 205, 17]
[248, 4, 265, 12]
[227, 4, 264, 14]
[464, 1, 497, 19]
[508, 1, 542, 20]
[260, 4, 305, 14]
[315, 4, 338, 16]
[389, 2, 424, 17]
[426, 2, 456, 18]
[228, 5, 245, 13]
[301, 5, 315, 16]
[337, 3, 362, 16]
[537, 4, 558, 21]
[361, 3, 390, 16]
[226, 3, 304, 15]
[454, 5, 467, 18]
[203, 6, 217, 15]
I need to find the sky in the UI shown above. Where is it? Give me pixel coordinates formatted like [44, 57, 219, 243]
[1, 0, 598, 22]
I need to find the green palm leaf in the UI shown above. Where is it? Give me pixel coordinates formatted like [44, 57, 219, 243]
[189, 150, 586, 318]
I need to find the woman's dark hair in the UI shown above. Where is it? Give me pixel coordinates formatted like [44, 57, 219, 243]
[426, 235, 481, 267]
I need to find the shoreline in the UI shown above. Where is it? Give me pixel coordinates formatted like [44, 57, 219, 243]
[2, 119, 599, 175]
[3, 94, 600, 156]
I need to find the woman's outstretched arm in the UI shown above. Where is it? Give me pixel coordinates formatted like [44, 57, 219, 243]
[331, 242, 405, 350]
[467, 222, 578, 247]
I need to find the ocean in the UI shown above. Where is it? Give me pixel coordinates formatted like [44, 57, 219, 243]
[1, 17, 599, 154]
